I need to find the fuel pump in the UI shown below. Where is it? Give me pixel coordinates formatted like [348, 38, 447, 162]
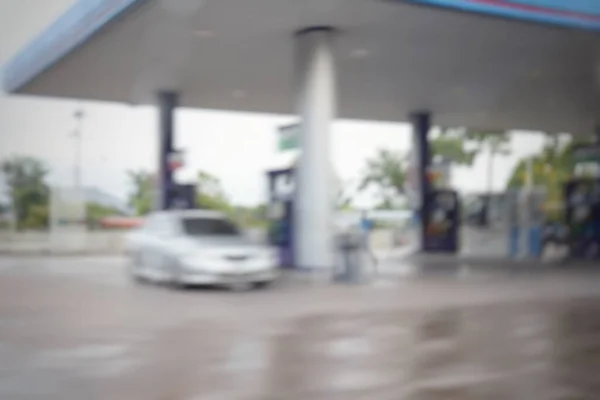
[563, 142, 600, 260]
[167, 184, 197, 209]
[564, 177, 600, 259]
[266, 168, 295, 268]
[422, 189, 460, 253]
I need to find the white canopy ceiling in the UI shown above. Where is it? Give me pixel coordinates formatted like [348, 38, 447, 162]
[4, 0, 600, 134]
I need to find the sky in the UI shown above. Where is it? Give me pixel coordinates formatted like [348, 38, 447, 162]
[0, 0, 548, 208]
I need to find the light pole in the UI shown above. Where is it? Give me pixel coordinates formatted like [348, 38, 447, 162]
[72, 108, 85, 189]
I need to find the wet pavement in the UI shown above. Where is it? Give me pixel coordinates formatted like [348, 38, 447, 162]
[1, 256, 600, 399]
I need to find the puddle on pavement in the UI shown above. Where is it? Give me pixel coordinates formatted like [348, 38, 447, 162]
[8, 300, 600, 399]
[38, 343, 128, 361]
[32, 343, 142, 378]
[222, 336, 269, 374]
[327, 336, 373, 358]
[251, 302, 600, 398]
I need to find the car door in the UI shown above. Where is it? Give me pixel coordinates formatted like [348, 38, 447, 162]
[130, 214, 162, 277]
[128, 214, 157, 276]
[142, 213, 177, 280]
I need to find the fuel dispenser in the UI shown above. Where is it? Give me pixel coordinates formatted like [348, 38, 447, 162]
[563, 142, 600, 260]
[564, 179, 600, 259]
[266, 168, 295, 268]
[167, 184, 197, 209]
[422, 189, 461, 253]
[564, 143, 600, 260]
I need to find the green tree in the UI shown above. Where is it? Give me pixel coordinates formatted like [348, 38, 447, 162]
[127, 170, 154, 216]
[229, 203, 268, 228]
[468, 131, 512, 194]
[506, 134, 594, 221]
[430, 128, 479, 166]
[359, 130, 483, 198]
[126, 169, 234, 215]
[507, 134, 589, 191]
[196, 170, 232, 212]
[336, 178, 354, 211]
[23, 204, 50, 230]
[0, 155, 50, 229]
[358, 130, 509, 211]
[431, 129, 511, 191]
[86, 202, 124, 228]
[358, 134, 478, 209]
[359, 149, 407, 201]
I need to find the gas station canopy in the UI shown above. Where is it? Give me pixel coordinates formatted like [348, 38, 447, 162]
[3, 0, 600, 134]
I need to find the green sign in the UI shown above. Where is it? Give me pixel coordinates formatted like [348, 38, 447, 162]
[278, 123, 300, 151]
[573, 144, 600, 164]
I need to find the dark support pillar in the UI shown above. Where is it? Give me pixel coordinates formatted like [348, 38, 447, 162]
[595, 125, 600, 144]
[410, 111, 432, 252]
[157, 91, 178, 210]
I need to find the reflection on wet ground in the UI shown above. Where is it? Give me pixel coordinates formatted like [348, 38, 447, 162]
[1, 259, 600, 399]
[4, 302, 600, 399]
[215, 303, 600, 400]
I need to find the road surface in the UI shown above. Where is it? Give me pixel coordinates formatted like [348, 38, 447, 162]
[1, 256, 600, 399]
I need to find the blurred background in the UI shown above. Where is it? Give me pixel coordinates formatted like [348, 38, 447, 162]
[2, 1, 600, 399]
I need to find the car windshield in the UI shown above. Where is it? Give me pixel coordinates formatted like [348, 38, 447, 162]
[181, 217, 240, 236]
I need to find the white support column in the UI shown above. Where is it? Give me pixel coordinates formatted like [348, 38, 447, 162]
[294, 27, 337, 270]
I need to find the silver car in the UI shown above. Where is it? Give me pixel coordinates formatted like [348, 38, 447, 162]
[124, 209, 279, 289]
